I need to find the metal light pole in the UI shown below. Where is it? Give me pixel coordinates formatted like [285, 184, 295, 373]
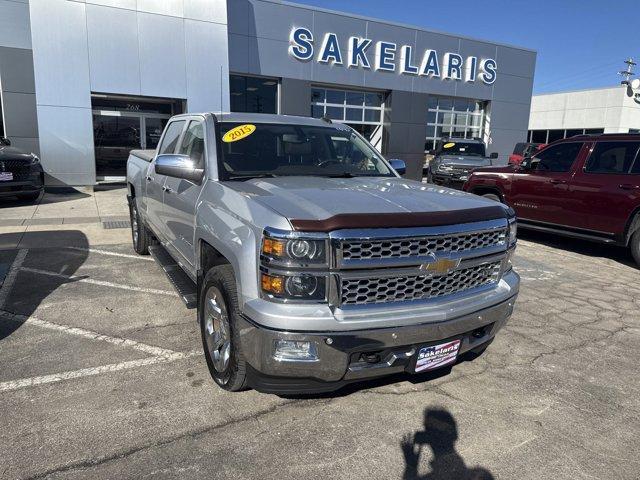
[620, 58, 640, 104]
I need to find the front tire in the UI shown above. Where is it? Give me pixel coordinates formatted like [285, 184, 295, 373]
[200, 265, 248, 392]
[482, 192, 502, 203]
[631, 229, 640, 267]
[426, 170, 434, 184]
[129, 199, 152, 255]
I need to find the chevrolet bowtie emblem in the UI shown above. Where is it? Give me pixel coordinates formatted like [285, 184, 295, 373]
[421, 257, 461, 276]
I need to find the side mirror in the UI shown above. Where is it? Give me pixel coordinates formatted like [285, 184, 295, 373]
[520, 157, 533, 170]
[155, 154, 204, 183]
[489, 152, 499, 159]
[0, 137, 11, 146]
[389, 159, 406, 176]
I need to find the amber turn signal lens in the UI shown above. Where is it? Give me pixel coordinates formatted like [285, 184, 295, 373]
[261, 273, 284, 294]
[262, 238, 285, 257]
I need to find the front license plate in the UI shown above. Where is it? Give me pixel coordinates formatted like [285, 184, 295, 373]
[0, 172, 13, 182]
[415, 339, 461, 373]
[459, 175, 468, 181]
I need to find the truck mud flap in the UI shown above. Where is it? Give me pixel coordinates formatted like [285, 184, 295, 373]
[149, 245, 197, 309]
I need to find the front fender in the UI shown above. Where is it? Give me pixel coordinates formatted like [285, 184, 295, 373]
[194, 181, 291, 311]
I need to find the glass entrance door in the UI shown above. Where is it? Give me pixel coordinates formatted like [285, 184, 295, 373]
[93, 113, 141, 177]
[92, 95, 178, 179]
[92, 113, 169, 177]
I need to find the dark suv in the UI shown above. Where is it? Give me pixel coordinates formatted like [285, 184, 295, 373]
[424, 138, 498, 189]
[0, 136, 44, 202]
[463, 133, 640, 265]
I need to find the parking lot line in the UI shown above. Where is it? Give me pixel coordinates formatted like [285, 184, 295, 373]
[0, 249, 28, 309]
[65, 246, 154, 261]
[0, 351, 202, 393]
[0, 310, 180, 358]
[19, 266, 177, 296]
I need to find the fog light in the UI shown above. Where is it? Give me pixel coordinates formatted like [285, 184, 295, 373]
[274, 340, 318, 361]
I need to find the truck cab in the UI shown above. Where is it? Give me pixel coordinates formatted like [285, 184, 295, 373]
[127, 113, 519, 394]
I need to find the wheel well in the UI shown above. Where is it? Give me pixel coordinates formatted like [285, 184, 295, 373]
[469, 186, 504, 201]
[199, 240, 231, 275]
[624, 208, 640, 245]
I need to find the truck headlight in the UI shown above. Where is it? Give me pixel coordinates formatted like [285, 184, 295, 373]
[261, 273, 327, 301]
[508, 219, 517, 246]
[262, 233, 327, 266]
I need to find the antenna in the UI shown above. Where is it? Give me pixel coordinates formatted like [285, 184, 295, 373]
[220, 65, 224, 121]
[619, 58, 636, 85]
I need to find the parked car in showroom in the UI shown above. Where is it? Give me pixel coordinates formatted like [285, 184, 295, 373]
[0, 136, 44, 202]
[127, 113, 519, 394]
[463, 133, 640, 265]
[424, 137, 498, 189]
[508, 142, 545, 166]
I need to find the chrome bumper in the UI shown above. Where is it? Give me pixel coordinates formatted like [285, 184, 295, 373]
[239, 293, 517, 393]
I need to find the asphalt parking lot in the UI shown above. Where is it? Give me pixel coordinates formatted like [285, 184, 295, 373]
[1, 191, 639, 479]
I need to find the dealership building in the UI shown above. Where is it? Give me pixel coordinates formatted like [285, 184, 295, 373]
[528, 85, 640, 144]
[0, 0, 536, 185]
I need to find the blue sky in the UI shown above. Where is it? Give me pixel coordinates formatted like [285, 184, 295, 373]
[292, 0, 635, 94]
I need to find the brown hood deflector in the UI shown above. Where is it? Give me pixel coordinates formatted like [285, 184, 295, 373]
[290, 205, 510, 232]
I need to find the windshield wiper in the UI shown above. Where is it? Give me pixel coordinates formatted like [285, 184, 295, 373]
[324, 172, 356, 178]
[227, 173, 279, 181]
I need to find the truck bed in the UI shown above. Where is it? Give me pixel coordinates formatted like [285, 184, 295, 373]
[129, 149, 156, 163]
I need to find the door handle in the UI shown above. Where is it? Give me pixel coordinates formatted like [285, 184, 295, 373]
[550, 179, 567, 185]
[619, 184, 640, 191]
[162, 186, 173, 194]
[145, 176, 152, 182]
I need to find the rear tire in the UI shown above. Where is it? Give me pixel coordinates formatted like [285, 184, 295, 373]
[17, 191, 41, 202]
[631, 229, 640, 267]
[482, 192, 502, 203]
[129, 199, 152, 255]
[200, 265, 248, 392]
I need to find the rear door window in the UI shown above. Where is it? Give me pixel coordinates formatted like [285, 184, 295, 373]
[585, 141, 640, 174]
[158, 120, 185, 155]
[534, 142, 583, 172]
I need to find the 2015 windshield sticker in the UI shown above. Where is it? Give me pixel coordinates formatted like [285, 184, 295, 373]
[443, 142, 456, 149]
[223, 124, 256, 143]
[415, 340, 461, 372]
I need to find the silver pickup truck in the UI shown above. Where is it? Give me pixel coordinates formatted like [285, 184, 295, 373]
[126, 112, 519, 394]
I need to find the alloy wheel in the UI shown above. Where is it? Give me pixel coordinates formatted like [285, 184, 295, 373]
[204, 286, 231, 375]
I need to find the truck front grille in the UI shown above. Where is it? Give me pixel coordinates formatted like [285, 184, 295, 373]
[340, 261, 501, 306]
[341, 229, 506, 261]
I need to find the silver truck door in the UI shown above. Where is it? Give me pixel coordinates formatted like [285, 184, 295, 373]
[146, 120, 186, 237]
[162, 118, 206, 270]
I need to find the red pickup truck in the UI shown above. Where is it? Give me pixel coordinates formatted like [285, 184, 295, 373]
[508, 142, 545, 166]
[463, 134, 640, 265]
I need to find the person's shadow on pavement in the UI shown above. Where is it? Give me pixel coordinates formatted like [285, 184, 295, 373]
[401, 408, 494, 480]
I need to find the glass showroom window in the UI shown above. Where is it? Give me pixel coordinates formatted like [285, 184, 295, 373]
[310, 87, 386, 150]
[425, 96, 486, 150]
[230, 75, 278, 114]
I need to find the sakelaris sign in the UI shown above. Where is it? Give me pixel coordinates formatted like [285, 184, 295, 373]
[288, 27, 497, 85]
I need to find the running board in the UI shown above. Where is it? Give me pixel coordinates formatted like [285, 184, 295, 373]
[149, 245, 197, 309]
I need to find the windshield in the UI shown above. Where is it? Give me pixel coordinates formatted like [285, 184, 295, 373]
[217, 122, 393, 179]
[436, 141, 486, 157]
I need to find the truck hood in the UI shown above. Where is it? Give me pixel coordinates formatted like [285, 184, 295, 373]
[437, 155, 492, 167]
[226, 176, 507, 225]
